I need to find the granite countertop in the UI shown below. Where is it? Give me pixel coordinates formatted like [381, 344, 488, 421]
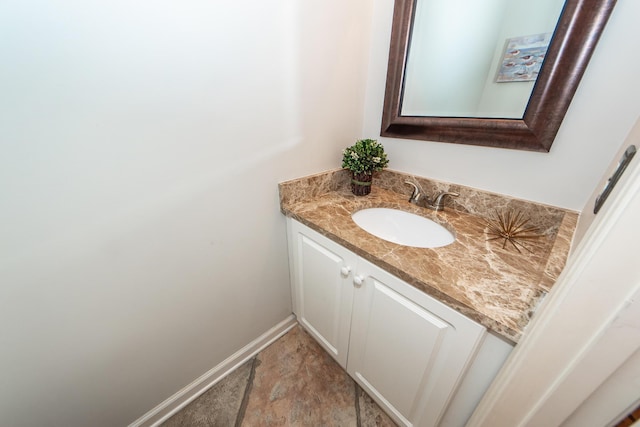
[279, 169, 578, 343]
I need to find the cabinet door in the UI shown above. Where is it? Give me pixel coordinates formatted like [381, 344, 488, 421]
[347, 259, 485, 427]
[287, 219, 357, 368]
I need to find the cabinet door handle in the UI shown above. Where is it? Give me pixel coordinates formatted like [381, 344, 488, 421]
[353, 275, 364, 287]
[340, 266, 352, 277]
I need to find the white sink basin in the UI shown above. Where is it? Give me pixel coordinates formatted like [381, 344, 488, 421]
[352, 208, 454, 248]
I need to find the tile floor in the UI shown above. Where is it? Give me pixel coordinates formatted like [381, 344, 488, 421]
[615, 404, 640, 427]
[162, 325, 397, 427]
[162, 324, 640, 426]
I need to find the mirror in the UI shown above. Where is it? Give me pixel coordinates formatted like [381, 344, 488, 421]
[402, 1, 564, 119]
[381, 0, 617, 151]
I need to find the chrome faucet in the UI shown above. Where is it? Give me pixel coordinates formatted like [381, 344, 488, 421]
[426, 191, 459, 211]
[404, 181, 459, 211]
[404, 181, 422, 203]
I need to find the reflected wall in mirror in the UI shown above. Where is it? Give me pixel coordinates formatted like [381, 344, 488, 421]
[381, 0, 617, 151]
[403, 0, 564, 119]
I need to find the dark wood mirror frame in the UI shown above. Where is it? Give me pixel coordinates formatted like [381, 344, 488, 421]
[381, 0, 617, 152]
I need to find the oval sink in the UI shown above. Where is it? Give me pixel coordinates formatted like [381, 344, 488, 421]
[352, 208, 454, 248]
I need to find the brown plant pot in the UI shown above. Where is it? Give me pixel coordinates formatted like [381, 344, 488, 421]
[351, 172, 372, 196]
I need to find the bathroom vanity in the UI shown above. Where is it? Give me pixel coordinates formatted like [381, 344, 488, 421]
[279, 169, 577, 426]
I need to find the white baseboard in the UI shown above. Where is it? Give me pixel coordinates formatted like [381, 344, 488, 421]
[129, 314, 297, 427]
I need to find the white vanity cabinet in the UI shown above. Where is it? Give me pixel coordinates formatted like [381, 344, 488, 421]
[347, 257, 488, 427]
[286, 218, 512, 427]
[287, 217, 358, 367]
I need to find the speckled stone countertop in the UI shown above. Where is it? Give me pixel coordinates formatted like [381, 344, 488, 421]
[279, 169, 578, 343]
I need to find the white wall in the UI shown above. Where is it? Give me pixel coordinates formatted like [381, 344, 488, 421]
[402, 0, 507, 116]
[364, 0, 640, 211]
[0, 1, 372, 426]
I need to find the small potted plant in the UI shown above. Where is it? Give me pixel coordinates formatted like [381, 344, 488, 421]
[342, 138, 389, 196]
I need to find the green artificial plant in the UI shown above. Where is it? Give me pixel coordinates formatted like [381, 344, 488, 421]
[341, 139, 389, 175]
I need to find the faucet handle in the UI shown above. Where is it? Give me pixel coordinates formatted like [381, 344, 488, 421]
[404, 181, 422, 203]
[430, 191, 459, 211]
